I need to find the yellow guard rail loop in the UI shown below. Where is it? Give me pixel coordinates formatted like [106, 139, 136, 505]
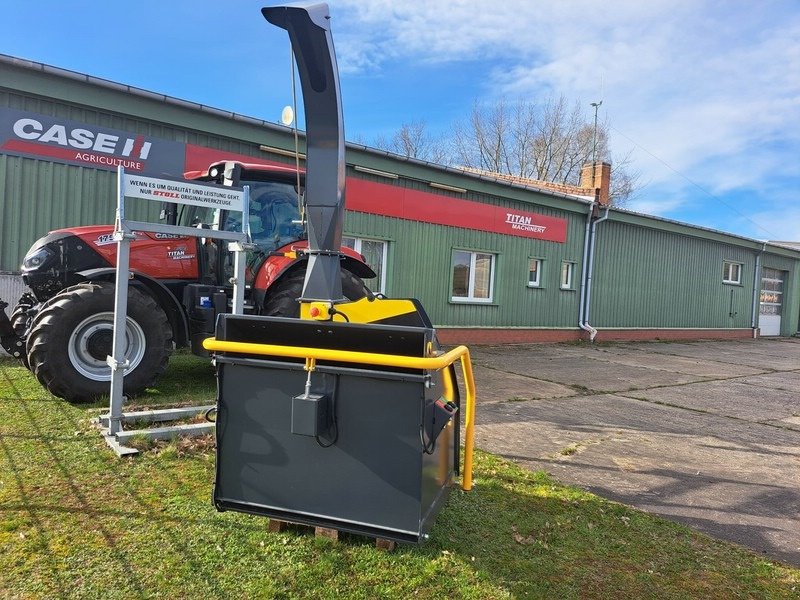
[203, 337, 476, 491]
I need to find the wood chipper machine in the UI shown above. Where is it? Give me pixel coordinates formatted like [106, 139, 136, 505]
[202, 2, 475, 545]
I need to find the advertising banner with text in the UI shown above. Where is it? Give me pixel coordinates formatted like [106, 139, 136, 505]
[0, 108, 185, 175]
[2, 107, 568, 243]
[123, 173, 244, 212]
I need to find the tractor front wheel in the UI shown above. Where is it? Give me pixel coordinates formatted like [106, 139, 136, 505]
[8, 294, 38, 369]
[9, 305, 32, 369]
[262, 269, 370, 317]
[26, 281, 173, 402]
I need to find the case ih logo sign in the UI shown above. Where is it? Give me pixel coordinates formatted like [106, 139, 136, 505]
[1, 108, 570, 243]
[0, 108, 184, 175]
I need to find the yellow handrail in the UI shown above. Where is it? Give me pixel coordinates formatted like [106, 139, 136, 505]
[203, 337, 476, 491]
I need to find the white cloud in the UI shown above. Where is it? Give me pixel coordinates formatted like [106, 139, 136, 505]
[627, 195, 689, 217]
[335, 0, 800, 190]
[748, 206, 800, 242]
[334, 0, 682, 71]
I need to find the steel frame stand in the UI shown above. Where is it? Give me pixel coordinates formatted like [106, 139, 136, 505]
[98, 166, 250, 456]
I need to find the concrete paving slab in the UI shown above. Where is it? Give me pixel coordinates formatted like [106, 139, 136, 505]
[470, 338, 800, 567]
[470, 364, 577, 403]
[739, 370, 800, 390]
[473, 352, 709, 393]
[578, 346, 767, 378]
[623, 379, 800, 425]
[641, 339, 800, 371]
[476, 393, 800, 566]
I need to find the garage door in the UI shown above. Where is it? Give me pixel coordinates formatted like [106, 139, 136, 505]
[759, 268, 784, 336]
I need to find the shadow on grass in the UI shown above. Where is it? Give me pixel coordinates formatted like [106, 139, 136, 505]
[426, 452, 800, 598]
[1, 356, 798, 598]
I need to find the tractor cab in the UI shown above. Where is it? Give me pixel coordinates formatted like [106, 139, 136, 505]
[175, 161, 307, 285]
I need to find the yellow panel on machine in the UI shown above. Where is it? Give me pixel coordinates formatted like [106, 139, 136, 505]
[300, 296, 431, 326]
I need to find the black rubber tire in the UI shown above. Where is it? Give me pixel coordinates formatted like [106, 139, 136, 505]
[26, 281, 173, 403]
[12, 285, 89, 371]
[8, 304, 32, 369]
[262, 269, 370, 317]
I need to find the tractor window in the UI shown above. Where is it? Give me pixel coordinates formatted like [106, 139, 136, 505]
[230, 180, 304, 252]
[174, 178, 303, 254]
[176, 205, 218, 229]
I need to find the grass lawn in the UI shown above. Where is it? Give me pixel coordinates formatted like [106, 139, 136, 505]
[1, 352, 798, 599]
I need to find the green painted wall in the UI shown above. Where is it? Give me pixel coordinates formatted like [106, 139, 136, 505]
[590, 217, 800, 333]
[2, 56, 800, 336]
[591, 219, 754, 329]
[344, 173, 588, 328]
[0, 154, 121, 271]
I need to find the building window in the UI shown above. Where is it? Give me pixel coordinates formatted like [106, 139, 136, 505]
[560, 261, 575, 290]
[528, 258, 542, 287]
[342, 236, 387, 294]
[723, 261, 742, 285]
[452, 250, 495, 303]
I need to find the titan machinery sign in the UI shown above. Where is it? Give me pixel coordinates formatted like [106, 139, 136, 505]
[1, 107, 568, 243]
[345, 178, 568, 243]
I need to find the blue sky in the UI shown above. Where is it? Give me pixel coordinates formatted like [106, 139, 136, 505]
[4, 0, 800, 242]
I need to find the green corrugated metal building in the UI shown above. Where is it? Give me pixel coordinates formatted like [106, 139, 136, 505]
[1, 53, 799, 343]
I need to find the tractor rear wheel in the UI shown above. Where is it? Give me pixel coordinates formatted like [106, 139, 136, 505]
[26, 281, 173, 402]
[262, 269, 370, 317]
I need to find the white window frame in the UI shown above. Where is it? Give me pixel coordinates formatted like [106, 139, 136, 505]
[560, 261, 575, 290]
[451, 250, 496, 303]
[528, 258, 542, 288]
[723, 261, 742, 285]
[342, 236, 387, 294]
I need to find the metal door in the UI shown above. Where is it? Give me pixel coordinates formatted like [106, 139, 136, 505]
[759, 268, 784, 336]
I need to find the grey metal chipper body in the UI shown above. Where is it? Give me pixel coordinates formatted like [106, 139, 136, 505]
[212, 315, 459, 543]
[209, 2, 472, 544]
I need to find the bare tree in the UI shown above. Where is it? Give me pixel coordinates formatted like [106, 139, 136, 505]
[371, 96, 640, 205]
[372, 120, 449, 164]
[451, 95, 638, 205]
[607, 149, 642, 205]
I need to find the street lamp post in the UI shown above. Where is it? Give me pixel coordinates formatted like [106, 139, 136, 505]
[590, 100, 603, 168]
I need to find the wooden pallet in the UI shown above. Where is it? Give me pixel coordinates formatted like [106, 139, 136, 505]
[267, 519, 396, 551]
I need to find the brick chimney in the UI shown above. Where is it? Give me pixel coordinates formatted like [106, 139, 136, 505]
[580, 162, 611, 205]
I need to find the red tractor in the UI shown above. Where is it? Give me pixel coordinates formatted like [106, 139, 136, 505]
[0, 159, 374, 401]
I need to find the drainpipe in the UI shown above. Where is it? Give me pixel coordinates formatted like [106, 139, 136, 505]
[578, 201, 595, 339]
[580, 203, 610, 341]
[750, 241, 767, 338]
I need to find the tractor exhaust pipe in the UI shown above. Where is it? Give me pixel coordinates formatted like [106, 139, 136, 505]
[262, 2, 345, 303]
